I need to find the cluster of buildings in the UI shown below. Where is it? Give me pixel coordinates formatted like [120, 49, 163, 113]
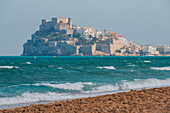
[141, 45, 170, 56]
[74, 26, 102, 39]
[22, 17, 170, 56]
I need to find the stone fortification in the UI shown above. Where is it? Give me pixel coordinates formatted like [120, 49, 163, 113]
[39, 17, 73, 36]
[22, 17, 143, 56]
[40, 17, 72, 31]
[79, 44, 96, 56]
[96, 37, 129, 55]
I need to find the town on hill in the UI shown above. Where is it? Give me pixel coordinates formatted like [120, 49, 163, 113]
[22, 17, 170, 56]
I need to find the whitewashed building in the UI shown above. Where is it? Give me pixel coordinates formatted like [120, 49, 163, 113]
[141, 45, 159, 56]
[74, 26, 102, 39]
[154, 46, 170, 54]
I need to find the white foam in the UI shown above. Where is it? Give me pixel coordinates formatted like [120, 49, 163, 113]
[0, 78, 169, 107]
[127, 64, 135, 67]
[144, 61, 151, 63]
[92, 84, 119, 92]
[0, 92, 87, 106]
[0, 91, 107, 106]
[26, 62, 31, 64]
[97, 66, 115, 70]
[0, 66, 19, 69]
[48, 65, 54, 67]
[5, 83, 33, 88]
[58, 67, 62, 69]
[151, 67, 170, 70]
[34, 82, 94, 90]
[92, 78, 170, 92]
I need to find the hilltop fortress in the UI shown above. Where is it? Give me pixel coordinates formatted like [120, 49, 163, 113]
[22, 17, 170, 56]
[40, 17, 73, 36]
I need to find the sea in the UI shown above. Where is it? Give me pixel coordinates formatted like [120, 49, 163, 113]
[0, 56, 169, 109]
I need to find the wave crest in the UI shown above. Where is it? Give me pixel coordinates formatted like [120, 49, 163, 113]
[97, 66, 115, 70]
[144, 61, 151, 63]
[0, 91, 100, 106]
[0, 78, 169, 107]
[0, 66, 19, 69]
[92, 78, 170, 92]
[151, 67, 170, 70]
[34, 82, 94, 90]
[26, 62, 31, 64]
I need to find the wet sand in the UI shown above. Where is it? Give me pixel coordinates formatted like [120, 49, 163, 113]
[0, 87, 169, 113]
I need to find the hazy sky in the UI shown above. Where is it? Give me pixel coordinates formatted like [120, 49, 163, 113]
[0, 0, 170, 56]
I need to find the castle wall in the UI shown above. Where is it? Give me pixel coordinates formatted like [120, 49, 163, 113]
[57, 17, 69, 24]
[40, 17, 72, 31]
[101, 44, 111, 54]
[79, 44, 96, 55]
[110, 43, 123, 54]
[79, 46, 92, 55]
[52, 18, 58, 24]
[54, 24, 70, 31]
[40, 22, 53, 31]
[96, 37, 129, 55]
[96, 42, 124, 55]
[59, 42, 77, 55]
[66, 29, 74, 35]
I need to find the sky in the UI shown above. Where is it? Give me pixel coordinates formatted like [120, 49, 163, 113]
[0, 0, 170, 56]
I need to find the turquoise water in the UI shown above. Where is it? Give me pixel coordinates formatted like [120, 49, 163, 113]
[0, 56, 170, 109]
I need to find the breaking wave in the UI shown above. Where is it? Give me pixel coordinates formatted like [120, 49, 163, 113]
[48, 65, 54, 67]
[144, 61, 151, 63]
[127, 64, 135, 67]
[97, 66, 115, 70]
[151, 67, 170, 70]
[0, 66, 19, 69]
[26, 62, 31, 64]
[0, 92, 98, 106]
[0, 78, 169, 107]
[34, 82, 94, 90]
[92, 78, 170, 92]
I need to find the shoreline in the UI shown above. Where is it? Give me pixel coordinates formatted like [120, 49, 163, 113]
[0, 89, 131, 110]
[0, 87, 169, 113]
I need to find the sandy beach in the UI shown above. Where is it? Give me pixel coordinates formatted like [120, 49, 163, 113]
[0, 87, 169, 113]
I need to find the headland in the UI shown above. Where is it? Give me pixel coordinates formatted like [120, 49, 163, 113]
[22, 17, 170, 56]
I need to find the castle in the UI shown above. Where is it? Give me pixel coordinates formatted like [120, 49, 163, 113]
[22, 17, 141, 56]
[22, 17, 170, 56]
[39, 17, 73, 36]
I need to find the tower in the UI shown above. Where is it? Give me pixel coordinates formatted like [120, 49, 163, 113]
[42, 19, 46, 24]
[104, 29, 107, 35]
[68, 17, 72, 29]
[52, 18, 58, 25]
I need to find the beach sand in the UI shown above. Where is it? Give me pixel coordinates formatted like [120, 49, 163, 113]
[0, 87, 169, 113]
